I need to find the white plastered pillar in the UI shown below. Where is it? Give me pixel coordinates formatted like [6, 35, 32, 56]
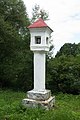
[34, 51, 46, 91]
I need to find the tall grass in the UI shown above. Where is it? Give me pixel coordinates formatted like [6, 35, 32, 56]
[0, 90, 80, 120]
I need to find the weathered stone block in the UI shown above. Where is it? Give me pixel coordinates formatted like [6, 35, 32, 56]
[27, 90, 51, 100]
[22, 96, 55, 110]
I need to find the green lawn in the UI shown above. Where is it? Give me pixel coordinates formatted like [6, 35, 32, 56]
[0, 89, 80, 120]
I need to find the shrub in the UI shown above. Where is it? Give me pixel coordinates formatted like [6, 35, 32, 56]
[47, 55, 80, 94]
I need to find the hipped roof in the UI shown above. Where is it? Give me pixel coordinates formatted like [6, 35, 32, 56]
[28, 18, 53, 32]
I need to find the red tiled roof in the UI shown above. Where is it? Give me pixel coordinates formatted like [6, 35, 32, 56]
[28, 18, 48, 28]
[28, 18, 53, 32]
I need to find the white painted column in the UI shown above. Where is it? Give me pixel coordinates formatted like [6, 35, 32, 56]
[34, 51, 46, 91]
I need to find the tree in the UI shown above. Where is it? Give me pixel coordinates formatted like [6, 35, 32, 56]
[0, 0, 30, 36]
[55, 43, 80, 57]
[31, 4, 49, 23]
[47, 49, 80, 94]
[0, 14, 23, 88]
[0, 0, 33, 91]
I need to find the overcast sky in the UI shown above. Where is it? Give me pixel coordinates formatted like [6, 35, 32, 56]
[23, 0, 80, 55]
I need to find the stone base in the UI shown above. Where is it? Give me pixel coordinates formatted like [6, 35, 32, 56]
[22, 96, 55, 110]
[27, 90, 51, 100]
[22, 89, 55, 110]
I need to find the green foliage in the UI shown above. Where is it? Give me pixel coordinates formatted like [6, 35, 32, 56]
[47, 55, 80, 94]
[0, 90, 80, 120]
[0, 0, 33, 91]
[56, 43, 80, 57]
[0, 15, 20, 87]
[0, 0, 30, 36]
[47, 43, 80, 94]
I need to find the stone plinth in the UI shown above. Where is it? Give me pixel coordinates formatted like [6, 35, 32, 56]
[27, 90, 51, 100]
[22, 90, 55, 110]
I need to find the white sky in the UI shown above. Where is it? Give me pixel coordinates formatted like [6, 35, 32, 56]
[23, 0, 80, 55]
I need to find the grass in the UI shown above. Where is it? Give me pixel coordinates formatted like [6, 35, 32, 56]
[0, 89, 80, 120]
